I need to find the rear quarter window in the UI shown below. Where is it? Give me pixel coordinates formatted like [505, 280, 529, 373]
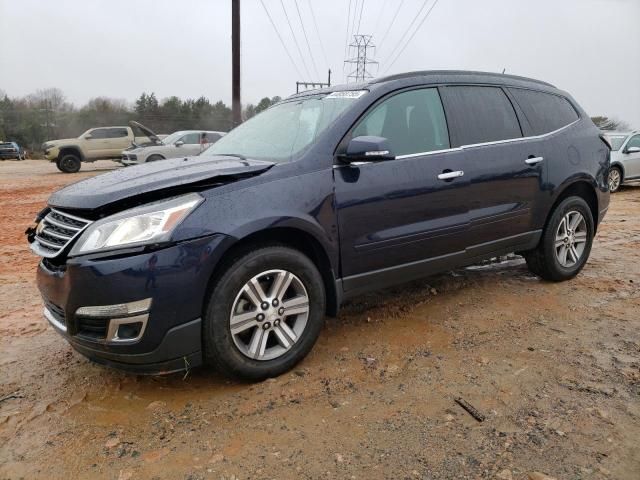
[440, 86, 522, 147]
[508, 88, 579, 135]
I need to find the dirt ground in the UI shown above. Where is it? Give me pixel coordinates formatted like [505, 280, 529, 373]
[1, 159, 639, 480]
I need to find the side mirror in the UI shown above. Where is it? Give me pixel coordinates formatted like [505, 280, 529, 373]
[340, 136, 395, 163]
[84, 134, 93, 139]
[625, 146, 640, 154]
[175, 140, 184, 147]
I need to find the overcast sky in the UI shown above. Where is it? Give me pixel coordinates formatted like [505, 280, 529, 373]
[1, 0, 639, 127]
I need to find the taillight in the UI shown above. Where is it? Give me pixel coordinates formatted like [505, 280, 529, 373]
[599, 133, 612, 150]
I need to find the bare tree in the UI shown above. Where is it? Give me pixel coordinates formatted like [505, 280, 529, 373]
[591, 116, 631, 131]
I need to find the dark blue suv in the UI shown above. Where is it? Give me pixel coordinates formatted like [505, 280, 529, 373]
[28, 71, 610, 380]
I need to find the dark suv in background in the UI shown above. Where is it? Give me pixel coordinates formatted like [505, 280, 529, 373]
[28, 71, 610, 380]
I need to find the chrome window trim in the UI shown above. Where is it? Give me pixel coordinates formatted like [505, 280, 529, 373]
[394, 118, 581, 160]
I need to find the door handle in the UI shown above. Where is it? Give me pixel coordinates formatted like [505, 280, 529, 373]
[437, 170, 464, 180]
[525, 156, 544, 165]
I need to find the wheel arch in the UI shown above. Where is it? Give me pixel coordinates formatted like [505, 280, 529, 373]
[58, 146, 85, 162]
[205, 226, 340, 318]
[547, 179, 599, 233]
[610, 161, 625, 182]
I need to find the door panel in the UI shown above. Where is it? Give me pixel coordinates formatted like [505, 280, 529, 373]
[624, 135, 640, 178]
[463, 138, 547, 249]
[440, 85, 546, 251]
[335, 150, 470, 280]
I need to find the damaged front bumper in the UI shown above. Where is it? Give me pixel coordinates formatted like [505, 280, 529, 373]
[36, 233, 230, 374]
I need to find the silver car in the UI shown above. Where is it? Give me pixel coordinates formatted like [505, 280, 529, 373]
[121, 124, 226, 165]
[606, 131, 640, 192]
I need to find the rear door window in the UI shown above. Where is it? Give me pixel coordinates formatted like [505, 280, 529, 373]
[352, 88, 450, 157]
[508, 88, 579, 135]
[440, 86, 522, 147]
[106, 128, 129, 138]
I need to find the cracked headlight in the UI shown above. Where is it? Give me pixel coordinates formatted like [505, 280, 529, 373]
[70, 193, 203, 255]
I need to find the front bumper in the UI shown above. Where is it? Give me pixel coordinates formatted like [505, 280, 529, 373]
[44, 148, 59, 161]
[36, 233, 230, 374]
[0, 151, 19, 159]
[120, 154, 140, 166]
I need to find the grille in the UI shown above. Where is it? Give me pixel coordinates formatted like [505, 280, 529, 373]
[77, 316, 108, 340]
[33, 209, 91, 258]
[122, 154, 137, 161]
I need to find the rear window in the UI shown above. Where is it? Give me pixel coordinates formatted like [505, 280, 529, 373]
[441, 86, 522, 147]
[509, 88, 579, 135]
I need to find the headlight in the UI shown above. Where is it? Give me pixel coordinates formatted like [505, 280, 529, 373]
[70, 193, 203, 256]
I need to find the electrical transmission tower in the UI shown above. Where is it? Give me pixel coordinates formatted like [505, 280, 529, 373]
[344, 35, 378, 83]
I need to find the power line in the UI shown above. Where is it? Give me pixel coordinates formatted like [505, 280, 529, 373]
[372, 0, 387, 41]
[279, 0, 313, 80]
[356, 0, 366, 35]
[377, 0, 406, 54]
[259, 0, 304, 79]
[384, 0, 441, 74]
[343, 0, 354, 65]
[349, 0, 360, 44]
[293, 0, 321, 80]
[381, 0, 431, 67]
[307, 0, 329, 71]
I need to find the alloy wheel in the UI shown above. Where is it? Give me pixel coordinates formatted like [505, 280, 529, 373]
[608, 169, 621, 192]
[554, 210, 588, 268]
[229, 269, 309, 361]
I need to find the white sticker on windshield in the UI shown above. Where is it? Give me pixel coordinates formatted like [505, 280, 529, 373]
[325, 90, 368, 99]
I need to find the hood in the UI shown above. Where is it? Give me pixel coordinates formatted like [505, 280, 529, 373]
[129, 120, 161, 144]
[45, 138, 77, 146]
[48, 155, 275, 211]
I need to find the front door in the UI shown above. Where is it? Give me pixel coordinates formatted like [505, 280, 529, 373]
[334, 87, 471, 294]
[622, 134, 640, 178]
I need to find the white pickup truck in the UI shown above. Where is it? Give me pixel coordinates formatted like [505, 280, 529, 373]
[43, 125, 153, 173]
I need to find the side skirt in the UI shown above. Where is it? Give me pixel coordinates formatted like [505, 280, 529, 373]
[338, 230, 541, 301]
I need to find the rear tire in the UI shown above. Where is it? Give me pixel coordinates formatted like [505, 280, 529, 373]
[608, 166, 622, 193]
[524, 196, 594, 281]
[57, 154, 81, 173]
[203, 246, 326, 381]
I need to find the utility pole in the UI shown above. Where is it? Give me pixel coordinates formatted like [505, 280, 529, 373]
[295, 69, 332, 94]
[344, 35, 378, 83]
[231, 0, 241, 127]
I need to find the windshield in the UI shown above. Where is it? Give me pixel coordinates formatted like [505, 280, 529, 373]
[161, 131, 187, 145]
[607, 135, 627, 151]
[202, 94, 358, 162]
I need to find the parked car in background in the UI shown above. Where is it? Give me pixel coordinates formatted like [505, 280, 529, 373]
[42, 125, 153, 173]
[603, 131, 640, 192]
[0, 141, 26, 160]
[28, 71, 609, 380]
[121, 129, 226, 165]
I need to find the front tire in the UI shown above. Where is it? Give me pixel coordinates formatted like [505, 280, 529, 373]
[608, 166, 622, 193]
[203, 246, 326, 381]
[146, 154, 164, 163]
[524, 196, 594, 281]
[56, 154, 81, 173]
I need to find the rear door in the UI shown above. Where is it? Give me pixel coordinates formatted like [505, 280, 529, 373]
[105, 127, 132, 156]
[334, 87, 472, 293]
[439, 85, 549, 257]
